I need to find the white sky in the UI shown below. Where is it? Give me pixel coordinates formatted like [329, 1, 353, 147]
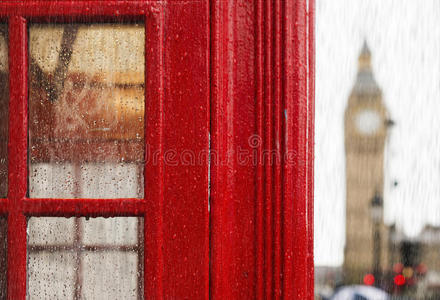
[315, 0, 440, 266]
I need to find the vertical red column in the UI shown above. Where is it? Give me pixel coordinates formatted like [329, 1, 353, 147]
[7, 16, 28, 300]
[162, 1, 210, 299]
[307, 0, 316, 298]
[144, 6, 165, 299]
[211, 0, 314, 299]
[211, 0, 258, 298]
[283, 0, 311, 298]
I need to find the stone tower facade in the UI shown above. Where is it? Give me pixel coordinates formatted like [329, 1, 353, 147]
[343, 42, 390, 284]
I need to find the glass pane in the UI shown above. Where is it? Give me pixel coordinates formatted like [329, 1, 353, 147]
[0, 24, 8, 198]
[0, 217, 6, 299]
[315, 2, 440, 299]
[82, 252, 139, 299]
[0, 23, 7, 300]
[27, 217, 143, 299]
[28, 23, 145, 199]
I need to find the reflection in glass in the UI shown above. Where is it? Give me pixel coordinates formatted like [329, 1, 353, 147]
[0, 24, 8, 197]
[0, 24, 7, 300]
[27, 217, 143, 299]
[28, 23, 145, 199]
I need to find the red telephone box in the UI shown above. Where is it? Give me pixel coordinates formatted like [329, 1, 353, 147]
[0, 1, 314, 299]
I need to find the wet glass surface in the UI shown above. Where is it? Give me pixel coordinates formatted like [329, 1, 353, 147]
[0, 217, 6, 299]
[27, 217, 143, 299]
[0, 24, 8, 198]
[28, 23, 145, 199]
[315, 1, 440, 299]
[0, 24, 7, 300]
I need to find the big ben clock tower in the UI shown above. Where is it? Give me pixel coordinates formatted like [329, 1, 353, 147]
[343, 42, 390, 284]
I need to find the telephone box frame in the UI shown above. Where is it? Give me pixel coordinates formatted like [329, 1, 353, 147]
[0, 1, 314, 299]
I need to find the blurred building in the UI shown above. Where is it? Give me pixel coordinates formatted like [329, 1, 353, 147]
[344, 42, 440, 297]
[343, 41, 390, 285]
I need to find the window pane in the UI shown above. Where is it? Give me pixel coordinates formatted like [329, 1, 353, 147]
[28, 252, 76, 299]
[0, 23, 7, 300]
[0, 24, 8, 198]
[82, 252, 139, 299]
[28, 23, 145, 199]
[0, 217, 6, 299]
[27, 217, 143, 299]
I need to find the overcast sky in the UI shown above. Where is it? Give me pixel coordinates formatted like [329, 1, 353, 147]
[315, 0, 440, 266]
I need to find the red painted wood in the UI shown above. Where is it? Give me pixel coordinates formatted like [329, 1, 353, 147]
[144, 6, 165, 299]
[23, 198, 146, 217]
[7, 16, 28, 300]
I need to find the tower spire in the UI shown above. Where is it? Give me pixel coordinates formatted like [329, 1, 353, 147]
[353, 40, 380, 95]
[361, 40, 371, 56]
[358, 40, 372, 71]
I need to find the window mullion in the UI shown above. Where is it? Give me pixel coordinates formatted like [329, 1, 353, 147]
[7, 16, 28, 300]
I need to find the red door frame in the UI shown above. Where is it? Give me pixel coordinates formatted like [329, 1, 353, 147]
[0, 1, 313, 299]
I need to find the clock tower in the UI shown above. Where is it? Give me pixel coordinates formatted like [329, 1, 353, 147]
[343, 42, 390, 284]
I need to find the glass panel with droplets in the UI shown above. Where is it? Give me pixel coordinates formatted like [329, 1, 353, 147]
[27, 217, 143, 299]
[0, 23, 8, 299]
[28, 23, 145, 199]
[27, 23, 145, 299]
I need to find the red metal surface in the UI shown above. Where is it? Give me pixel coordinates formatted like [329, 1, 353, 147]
[210, 0, 258, 298]
[7, 16, 28, 300]
[23, 198, 146, 217]
[308, 0, 316, 298]
[144, 5, 165, 299]
[273, 2, 283, 298]
[255, 1, 265, 298]
[162, 2, 210, 298]
[264, 0, 274, 297]
[0, 1, 151, 18]
[211, 0, 314, 299]
[1, 0, 313, 299]
[283, 1, 312, 298]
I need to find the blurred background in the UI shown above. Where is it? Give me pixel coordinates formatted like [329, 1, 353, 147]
[315, 1, 440, 299]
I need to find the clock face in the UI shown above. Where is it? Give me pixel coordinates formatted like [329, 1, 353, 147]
[354, 109, 381, 135]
